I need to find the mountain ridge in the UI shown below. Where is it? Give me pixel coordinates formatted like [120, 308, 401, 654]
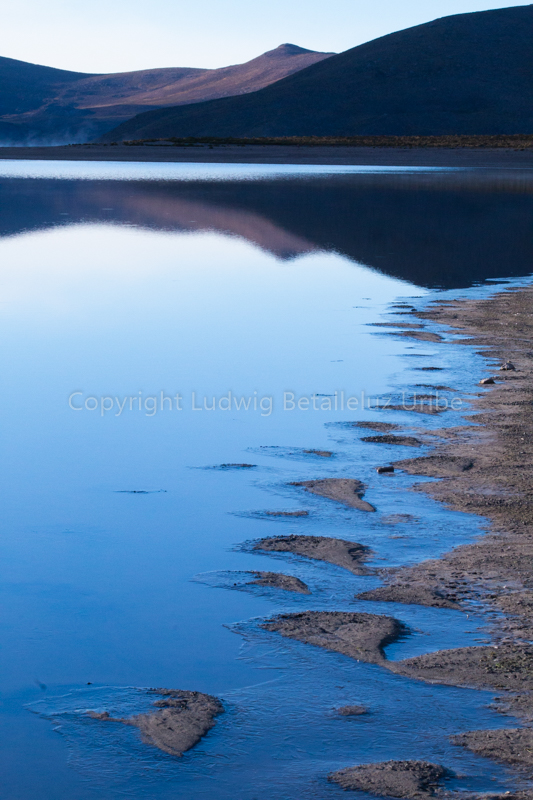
[0, 44, 334, 143]
[100, 5, 533, 140]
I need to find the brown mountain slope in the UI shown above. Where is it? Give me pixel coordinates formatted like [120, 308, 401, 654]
[0, 44, 333, 144]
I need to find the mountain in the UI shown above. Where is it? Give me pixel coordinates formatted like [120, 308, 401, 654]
[0, 45, 333, 144]
[100, 5, 533, 141]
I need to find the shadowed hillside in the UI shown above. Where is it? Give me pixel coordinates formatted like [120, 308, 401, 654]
[101, 5, 533, 141]
[0, 45, 333, 144]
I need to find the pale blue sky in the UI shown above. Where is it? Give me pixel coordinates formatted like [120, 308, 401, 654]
[1, 0, 528, 74]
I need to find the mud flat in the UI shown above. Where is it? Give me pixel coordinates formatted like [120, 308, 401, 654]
[88, 689, 223, 756]
[290, 478, 376, 511]
[361, 434, 423, 447]
[246, 571, 310, 594]
[356, 284, 533, 768]
[354, 421, 399, 433]
[329, 760, 450, 799]
[381, 286, 533, 652]
[452, 728, 533, 770]
[262, 611, 406, 664]
[254, 534, 371, 574]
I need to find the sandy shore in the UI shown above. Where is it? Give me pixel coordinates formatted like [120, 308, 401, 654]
[1, 143, 533, 167]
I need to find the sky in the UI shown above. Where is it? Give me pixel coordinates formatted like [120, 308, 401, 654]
[1, 0, 528, 74]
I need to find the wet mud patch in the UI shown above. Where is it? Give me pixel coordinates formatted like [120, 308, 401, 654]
[262, 611, 407, 665]
[246, 571, 310, 594]
[357, 585, 461, 610]
[353, 421, 400, 433]
[87, 689, 223, 757]
[335, 704, 369, 716]
[290, 478, 376, 512]
[115, 489, 167, 494]
[329, 760, 451, 798]
[392, 645, 533, 698]
[452, 727, 533, 770]
[253, 534, 372, 574]
[193, 569, 311, 595]
[253, 445, 337, 462]
[205, 463, 257, 470]
[362, 434, 423, 447]
[395, 455, 475, 477]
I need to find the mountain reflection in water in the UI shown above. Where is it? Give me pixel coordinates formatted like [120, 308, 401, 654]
[2, 170, 532, 288]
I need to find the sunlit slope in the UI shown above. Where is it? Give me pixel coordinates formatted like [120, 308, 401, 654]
[0, 45, 333, 143]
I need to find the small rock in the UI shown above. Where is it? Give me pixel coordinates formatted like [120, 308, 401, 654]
[480, 377, 495, 385]
[377, 466, 395, 474]
[500, 361, 516, 371]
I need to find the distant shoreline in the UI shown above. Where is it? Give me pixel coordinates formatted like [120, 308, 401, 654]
[1, 143, 533, 168]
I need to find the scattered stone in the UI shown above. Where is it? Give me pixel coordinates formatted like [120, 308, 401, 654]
[303, 449, 333, 457]
[377, 466, 395, 474]
[246, 571, 310, 594]
[328, 760, 451, 798]
[87, 689, 223, 757]
[262, 610, 406, 665]
[254, 534, 371, 574]
[290, 478, 376, 512]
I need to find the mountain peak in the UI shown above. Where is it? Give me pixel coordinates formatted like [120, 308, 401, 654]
[265, 43, 326, 58]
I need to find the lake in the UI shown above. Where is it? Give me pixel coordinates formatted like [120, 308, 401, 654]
[1, 162, 532, 799]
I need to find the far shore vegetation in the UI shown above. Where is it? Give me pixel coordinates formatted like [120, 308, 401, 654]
[77, 135, 533, 150]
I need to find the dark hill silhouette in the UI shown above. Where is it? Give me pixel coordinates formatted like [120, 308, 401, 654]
[101, 5, 533, 141]
[0, 45, 333, 144]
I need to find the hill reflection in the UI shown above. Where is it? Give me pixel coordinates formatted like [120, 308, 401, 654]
[1, 170, 531, 288]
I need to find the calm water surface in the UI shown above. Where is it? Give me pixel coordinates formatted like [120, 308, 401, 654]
[1, 162, 532, 799]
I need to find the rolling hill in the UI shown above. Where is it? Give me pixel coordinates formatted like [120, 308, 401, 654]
[0, 45, 333, 144]
[100, 5, 533, 141]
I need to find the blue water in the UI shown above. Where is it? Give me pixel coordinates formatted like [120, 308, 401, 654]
[0, 163, 531, 799]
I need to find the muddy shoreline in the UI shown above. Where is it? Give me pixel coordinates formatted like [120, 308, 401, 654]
[353, 285, 533, 783]
[259, 284, 533, 790]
